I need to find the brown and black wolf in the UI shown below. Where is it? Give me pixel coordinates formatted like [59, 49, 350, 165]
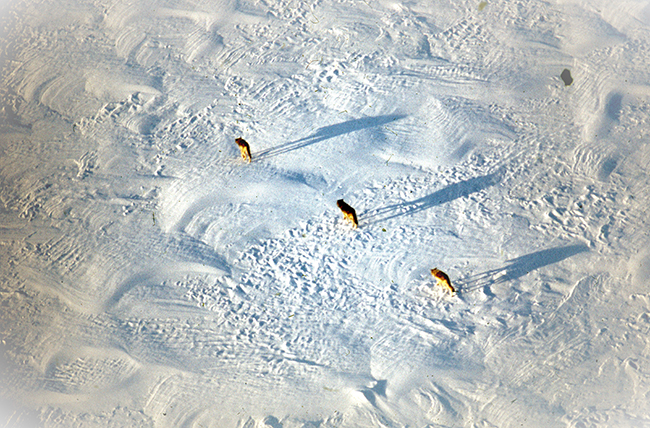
[235, 138, 252, 163]
[431, 268, 455, 294]
[337, 199, 358, 228]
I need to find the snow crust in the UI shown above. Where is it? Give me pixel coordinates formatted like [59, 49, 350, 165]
[2, 0, 650, 426]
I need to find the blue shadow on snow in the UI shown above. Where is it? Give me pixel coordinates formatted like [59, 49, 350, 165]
[362, 169, 504, 225]
[254, 114, 407, 160]
[459, 244, 589, 293]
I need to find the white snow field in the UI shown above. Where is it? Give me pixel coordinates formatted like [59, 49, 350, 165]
[2, 0, 650, 426]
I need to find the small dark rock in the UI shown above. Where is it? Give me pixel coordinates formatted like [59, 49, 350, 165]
[561, 68, 573, 86]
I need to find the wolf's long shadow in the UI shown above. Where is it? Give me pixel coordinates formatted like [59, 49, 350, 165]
[459, 244, 589, 293]
[362, 170, 504, 224]
[255, 114, 406, 161]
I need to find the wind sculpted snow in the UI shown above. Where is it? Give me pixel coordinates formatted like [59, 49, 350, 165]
[2, 0, 650, 427]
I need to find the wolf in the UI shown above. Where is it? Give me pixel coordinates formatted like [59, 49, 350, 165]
[431, 268, 455, 294]
[336, 199, 358, 228]
[235, 138, 252, 162]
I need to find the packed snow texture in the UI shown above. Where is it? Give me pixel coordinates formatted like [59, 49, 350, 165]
[2, 0, 650, 426]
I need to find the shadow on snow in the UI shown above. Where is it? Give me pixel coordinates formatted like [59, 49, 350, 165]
[362, 169, 504, 225]
[459, 244, 589, 293]
[254, 114, 407, 161]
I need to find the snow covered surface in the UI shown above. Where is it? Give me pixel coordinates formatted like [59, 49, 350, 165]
[2, 0, 650, 426]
